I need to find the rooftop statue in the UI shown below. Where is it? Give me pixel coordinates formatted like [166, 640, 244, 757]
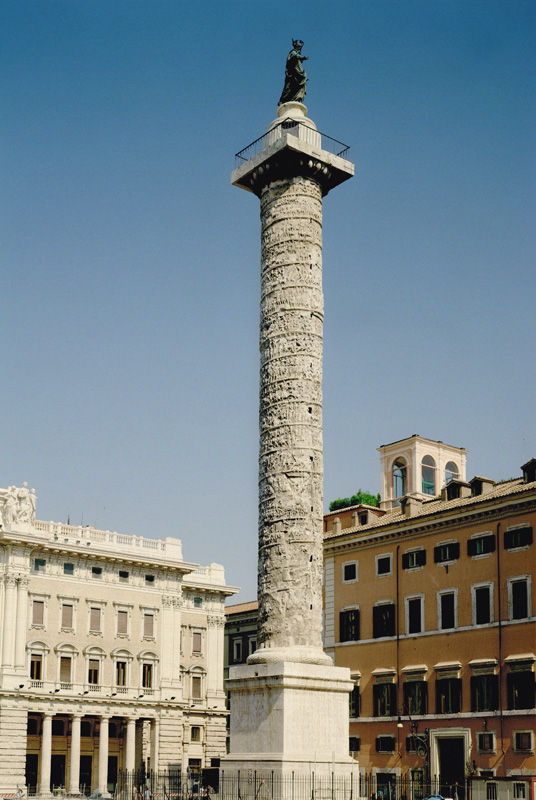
[279, 39, 308, 105]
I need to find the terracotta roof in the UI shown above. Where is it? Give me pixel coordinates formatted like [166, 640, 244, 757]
[224, 600, 258, 615]
[324, 478, 536, 542]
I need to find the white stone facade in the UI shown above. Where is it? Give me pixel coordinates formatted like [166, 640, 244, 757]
[0, 485, 237, 796]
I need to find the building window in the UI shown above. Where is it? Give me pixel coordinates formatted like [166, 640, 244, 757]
[117, 610, 128, 635]
[349, 736, 360, 753]
[145, 574, 155, 585]
[33, 558, 46, 573]
[27, 718, 39, 736]
[89, 607, 101, 632]
[421, 455, 436, 495]
[340, 608, 360, 642]
[142, 663, 153, 688]
[373, 603, 395, 638]
[59, 656, 72, 684]
[477, 733, 495, 753]
[193, 597, 203, 607]
[343, 561, 358, 583]
[61, 603, 73, 629]
[91, 566, 102, 579]
[30, 655, 42, 680]
[32, 600, 44, 626]
[376, 554, 392, 577]
[513, 785, 526, 799]
[513, 731, 533, 753]
[436, 678, 462, 713]
[349, 684, 360, 718]
[508, 577, 530, 620]
[487, 784, 498, 800]
[88, 659, 99, 684]
[392, 458, 407, 499]
[406, 596, 423, 635]
[505, 526, 533, 550]
[403, 681, 428, 715]
[376, 735, 396, 753]
[439, 591, 456, 630]
[248, 637, 257, 656]
[445, 462, 458, 484]
[192, 631, 202, 653]
[143, 613, 155, 638]
[119, 571, 129, 583]
[507, 672, 535, 710]
[52, 719, 65, 736]
[232, 638, 243, 663]
[473, 584, 493, 625]
[373, 683, 396, 717]
[191, 726, 201, 742]
[471, 674, 499, 711]
[116, 661, 127, 687]
[468, 534, 495, 557]
[434, 541, 460, 563]
[191, 675, 202, 699]
[402, 549, 426, 570]
[81, 720, 92, 737]
[63, 563, 74, 576]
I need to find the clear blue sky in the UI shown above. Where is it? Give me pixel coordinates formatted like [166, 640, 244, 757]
[2, 1, 535, 603]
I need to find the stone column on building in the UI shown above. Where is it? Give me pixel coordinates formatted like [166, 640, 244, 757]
[2, 575, 17, 668]
[69, 715, 82, 794]
[224, 81, 355, 780]
[206, 615, 225, 702]
[98, 716, 110, 797]
[14, 577, 29, 669]
[125, 718, 136, 773]
[150, 719, 160, 775]
[172, 598, 182, 685]
[160, 597, 173, 687]
[39, 713, 53, 797]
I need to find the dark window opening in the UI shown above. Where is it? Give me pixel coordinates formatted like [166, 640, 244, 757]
[349, 736, 360, 752]
[373, 604, 395, 638]
[402, 550, 426, 569]
[343, 563, 357, 582]
[373, 683, 396, 717]
[511, 580, 529, 620]
[377, 556, 391, 575]
[507, 672, 535, 710]
[440, 593, 455, 629]
[403, 681, 428, 715]
[471, 674, 499, 711]
[376, 736, 396, 753]
[468, 535, 496, 556]
[435, 677, 462, 713]
[475, 586, 492, 625]
[340, 609, 360, 642]
[434, 542, 460, 563]
[349, 685, 360, 718]
[407, 597, 422, 634]
[505, 527, 533, 550]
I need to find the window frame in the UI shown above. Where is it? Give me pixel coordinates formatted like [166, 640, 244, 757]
[434, 539, 460, 564]
[375, 735, 396, 753]
[373, 602, 396, 639]
[507, 576, 531, 621]
[504, 525, 533, 552]
[402, 548, 426, 571]
[472, 582, 494, 626]
[342, 560, 358, 584]
[435, 677, 462, 714]
[375, 553, 393, 578]
[437, 589, 457, 631]
[340, 607, 360, 643]
[421, 455, 436, 496]
[513, 730, 534, 754]
[476, 731, 496, 754]
[468, 532, 496, 558]
[405, 594, 424, 636]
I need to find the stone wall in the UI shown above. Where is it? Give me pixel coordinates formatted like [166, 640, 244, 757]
[0, 701, 27, 792]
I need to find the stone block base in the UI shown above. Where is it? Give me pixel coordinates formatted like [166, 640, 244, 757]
[222, 660, 355, 776]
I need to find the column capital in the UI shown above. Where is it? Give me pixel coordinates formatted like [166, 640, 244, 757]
[5, 574, 17, 587]
[17, 576, 29, 588]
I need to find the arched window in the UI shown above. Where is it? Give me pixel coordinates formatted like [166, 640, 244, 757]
[445, 461, 458, 484]
[392, 458, 407, 500]
[421, 456, 436, 495]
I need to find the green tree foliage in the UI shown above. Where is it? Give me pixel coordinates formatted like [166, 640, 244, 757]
[329, 490, 381, 512]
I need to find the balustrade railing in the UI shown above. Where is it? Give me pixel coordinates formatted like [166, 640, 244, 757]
[235, 119, 350, 166]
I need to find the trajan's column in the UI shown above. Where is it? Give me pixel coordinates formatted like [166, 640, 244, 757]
[224, 43, 356, 781]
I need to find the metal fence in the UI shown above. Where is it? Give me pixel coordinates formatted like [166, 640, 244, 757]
[235, 120, 350, 166]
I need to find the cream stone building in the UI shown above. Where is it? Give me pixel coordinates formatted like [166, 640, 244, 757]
[0, 483, 238, 796]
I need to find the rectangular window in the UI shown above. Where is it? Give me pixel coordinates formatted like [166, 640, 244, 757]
[34, 558, 46, 572]
[439, 592, 456, 630]
[349, 736, 360, 753]
[376, 554, 392, 576]
[507, 672, 535, 710]
[375, 736, 396, 753]
[402, 550, 426, 569]
[340, 608, 360, 642]
[61, 604, 73, 629]
[513, 784, 526, 799]
[434, 542, 460, 563]
[487, 784, 498, 800]
[63, 563, 74, 576]
[468, 534, 495, 556]
[143, 613, 154, 638]
[373, 603, 395, 638]
[191, 675, 202, 699]
[91, 566, 102, 579]
[192, 631, 202, 653]
[436, 678, 462, 713]
[32, 600, 44, 626]
[88, 659, 99, 684]
[191, 726, 201, 742]
[474, 585, 492, 625]
[117, 610, 128, 635]
[373, 683, 396, 717]
[477, 733, 495, 752]
[90, 607, 101, 632]
[505, 527, 533, 550]
[142, 663, 153, 688]
[30, 655, 42, 680]
[403, 681, 428, 715]
[514, 732, 533, 752]
[194, 597, 203, 607]
[249, 638, 257, 655]
[471, 674, 499, 711]
[119, 570, 129, 583]
[510, 579, 529, 620]
[60, 656, 72, 683]
[145, 574, 155, 585]
[343, 562, 358, 582]
[52, 719, 65, 736]
[116, 661, 127, 687]
[349, 685, 360, 718]
[406, 597, 423, 635]
[232, 638, 242, 663]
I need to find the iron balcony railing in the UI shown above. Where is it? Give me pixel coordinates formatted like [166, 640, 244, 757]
[235, 119, 350, 166]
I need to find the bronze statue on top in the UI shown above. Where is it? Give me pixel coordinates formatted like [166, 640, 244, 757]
[279, 39, 308, 105]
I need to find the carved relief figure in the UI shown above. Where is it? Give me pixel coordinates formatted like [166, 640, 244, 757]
[0, 482, 37, 527]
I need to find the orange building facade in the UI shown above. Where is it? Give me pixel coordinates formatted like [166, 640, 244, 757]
[323, 441, 536, 800]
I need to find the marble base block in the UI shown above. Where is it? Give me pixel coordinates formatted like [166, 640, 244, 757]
[222, 660, 355, 776]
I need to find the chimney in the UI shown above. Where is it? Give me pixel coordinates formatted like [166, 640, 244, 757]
[400, 494, 423, 518]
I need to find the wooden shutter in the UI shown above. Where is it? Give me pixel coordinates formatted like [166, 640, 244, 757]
[117, 610, 128, 634]
[192, 631, 202, 652]
[60, 656, 71, 683]
[32, 600, 44, 625]
[62, 604, 73, 628]
[90, 607, 101, 631]
[191, 675, 201, 699]
[416, 549, 426, 566]
[144, 613, 154, 637]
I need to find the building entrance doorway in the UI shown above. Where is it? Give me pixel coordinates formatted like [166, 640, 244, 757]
[108, 755, 118, 793]
[25, 754, 39, 794]
[438, 738, 465, 799]
[50, 755, 66, 790]
[80, 755, 93, 794]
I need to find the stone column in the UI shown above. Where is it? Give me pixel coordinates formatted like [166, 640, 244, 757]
[206, 615, 225, 697]
[160, 597, 173, 685]
[15, 577, 29, 669]
[2, 576, 17, 668]
[150, 719, 160, 774]
[98, 716, 110, 795]
[172, 598, 182, 684]
[125, 718, 136, 772]
[39, 713, 53, 797]
[69, 715, 82, 793]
